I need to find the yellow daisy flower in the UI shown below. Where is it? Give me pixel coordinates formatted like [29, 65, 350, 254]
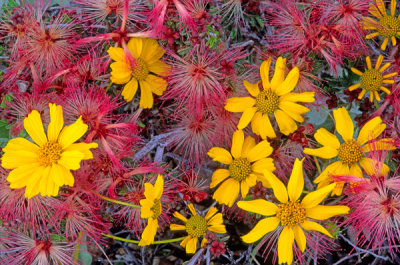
[1, 103, 98, 199]
[225, 57, 315, 139]
[139, 175, 164, 246]
[207, 129, 275, 207]
[349, 55, 397, 102]
[304, 107, 395, 195]
[363, 0, 400, 50]
[170, 203, 226, 254]
[107, 38, 170, 108]
[238, 158, 349, 265]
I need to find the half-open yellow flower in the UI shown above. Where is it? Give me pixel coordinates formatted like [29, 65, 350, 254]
[225, 57, 315, 139]
[170, 203, 226, 254]
[349, 55, 397, 102]
[304, 107, 395, 195]
[107, 38, 170, 108]
[363, 0, 400, 50]
[207, 129, 275, 207]
[1, 103, 98, 198]
[139, 174, 164, 246]
[238, 158, 349, 265]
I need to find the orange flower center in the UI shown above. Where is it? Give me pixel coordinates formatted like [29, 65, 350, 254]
[255, 90, 279, 114]
[276, 201, 306, 226]
[338, 139, 363, 165]
[151, 199, 162, 219]
[185, 215, 208, 238]
[38, 142, 62, 167]
[132, 58, 149, 81]
[229, 158, 252, 182]
[361, 69, 383, 92]
[378, 15, 400, 38]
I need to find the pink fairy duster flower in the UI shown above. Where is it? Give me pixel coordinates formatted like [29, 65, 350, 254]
[220, 0, 245, 29]
[177, 168, 209, 203]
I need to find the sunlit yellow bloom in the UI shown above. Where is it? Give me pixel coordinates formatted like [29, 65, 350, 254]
[170, 203, 226, 254]
[139, 175, 164, 246]
[349, 55, 397, 102]
[363, 0, 400, 50]
[1, 103, 97, 198]
[225, 57, 315, 139]
[238, 158, 349, 265]
[304, 107, 395, 195]
[207, 129, 275, 207]
[107, 38, 170, 108]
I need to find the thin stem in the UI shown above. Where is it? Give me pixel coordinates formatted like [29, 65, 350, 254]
[90, 190, 140, 208]
[373, 99, 379, 110]
[313, 156, 322, 174]
[102, 233, 186, 245]
[105, 81, 113, 92]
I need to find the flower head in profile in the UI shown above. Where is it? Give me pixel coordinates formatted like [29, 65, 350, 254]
[363, 0, 400, 50]
[208, 129, 275, 207]
[225, 57, 315, 139]
[139, 175, 164, 246]
[238, 158, 349, 265]
[304, 107, 395, 195]
[170, 204, 226, 254]
[1, 103, 98, 198]
[107, 38, 170, 108]
[349, 55, 397, 102]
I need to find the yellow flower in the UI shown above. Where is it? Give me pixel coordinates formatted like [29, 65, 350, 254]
[207, 129, 275, 207]
[349, 55, 397, 102]
[107, 38, 170, 108]
[139, 175, 164, 246]
[304, 107, 395, 195]
[363, 0, 400, 50]
[1, 103, 98, 199]
[238, 158, 349, 265]
[225, 57, 315, 139]
[170, 203, 226, 254]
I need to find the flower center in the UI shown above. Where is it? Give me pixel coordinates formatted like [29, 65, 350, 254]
[151, 199, 162, 219]
[229, 158, 252, 182]
[132, 58, 149, 81]
[38, 142, 63, 167]
[276, 201, 306, 226]
[378, 15, 400, 38]
[185, 215, 208, 238]
[338, 140, 363, 165]
[361, 69, 383, 92]
[255, 90, 279, 114]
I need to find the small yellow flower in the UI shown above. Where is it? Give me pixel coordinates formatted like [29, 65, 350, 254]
[363, 0, 400, 50]
[225, 57, 315, 139]
[207, 129, 275, 207]
[107, 38, 170, 108]
[139, 175, 164, 246]
[170, 204, 226, 254]
[1, 103, 98, 198]
[349, 55, 397, 102]
[304, 107, 395, 195]
[238, 158, 349, 265]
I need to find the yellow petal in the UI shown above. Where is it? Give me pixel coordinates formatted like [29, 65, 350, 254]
[110, 61, 132, 78]
[58, 150, 84, 170]
[275, 109, 298, 135]
[246, 140, 273, 162]
[271, 57, 286, 91]
[241, 181, 250, 198]
[260, 58, 271, 89]
[366, 56, 372, 69]
[185, 237, 198, 254]
[1, 150, 38, 169]
[314, 161, 343, 184]
[140, 38, 165, 65]
[359, 157, 389, 176]
[314, 128, 340, 149]
[275, 67, 299, 96]
[287, 158, 305, 202]
[241, 217, 280, 243]
[351, 67, 363, 76]
[148, 60, 170, 76]
[173, 212, 188, 223]
[279, 92, 315, 103]
[201, 238, 208, 248]
[207, 213, 224, 226]
[64, 142, 98, 160]
[145, 75, 167, 96]
[306, 205, 350, 220]
[23, 110, 47, 146]
[107, 47, 125, 61]
[301, 220, 333, 238]
[392, 0, 396, 16]
[212, 178, 239, 207]
[208, 224, 227, 233]
[293, 225, 306, 252]
[251, 111, 262, 135]
[23, 166, 46, 198]
[138, 218, 158, 246]
[252, 158, 275, 174]
[210, 169, 230, 188]
[188, 203, 197, 216]
[231, 129, 244, 159]
[180, 235, 191, 247]
[278, 101, 310, 122]
[47, 104, 64, 142]
[362, 138, 396, 153]
[58, 116, 88, 149]
[238, 107, 257, 129]
[121, 78, 139, 102]
[349, 83, 361, 91]
[259, 114, 276, 139]
[243, 80, 260, 97]
[205, 207, 218, 220]
[379, 63, 391, 73]
[139, 81, 154, 108]
[241, 136, 256, 158]
[126, 37, 143, 58]
[301, 183, 336, 208]
[6, 162, 40, 183]
[381, 38, 389, 51]
[154, 175, 164, 199]
[349, 163, 363, 178]
[207, 147, 232, 164]
[225, 97, 256, 113]
[170, 224, 186, 231]
[263, 170, 288, 203]
[357, 116, 386, 145]
[376, 0, 387, 16]
[333, 107, 354, 141]
[110, 73, 131, 85]
[303, 146, 338, 159]
[278, 226, 294, 265]
[2, 137, 39, 153]
[237, 199, 278, 216]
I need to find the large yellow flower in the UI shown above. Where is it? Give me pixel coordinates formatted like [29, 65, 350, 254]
[363, 0, 400, 50]
[139, 175, 164, 246]
[238, 158, 349, 265]
[170, 203, 226, 254]
[304, 107, 395, 195]
[349, 55, 397, 102]
[225, 57, 315, 139]
[107, 38, 170, 108]
[207, 129, 275, 207]
[1, 103, 98, 198]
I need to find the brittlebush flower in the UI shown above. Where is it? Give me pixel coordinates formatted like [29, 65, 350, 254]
[170, 204, 226, 254]
[225, 57, 315, 139]
[349, 55, 397, 102]
[1, 103, 97, 198]
[304, 107, 395, 195]
[207, 129, 275, 207]
[363, 0, 400, 50]
[139, 175, 164, 246]
[107, 38, 170, 108]
[238, 158, 349, 265]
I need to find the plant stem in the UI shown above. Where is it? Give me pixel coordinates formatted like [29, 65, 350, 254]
[102, 233, 186, 245]
[91, 190, 141, 208]
[313, 156, 322, 174]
